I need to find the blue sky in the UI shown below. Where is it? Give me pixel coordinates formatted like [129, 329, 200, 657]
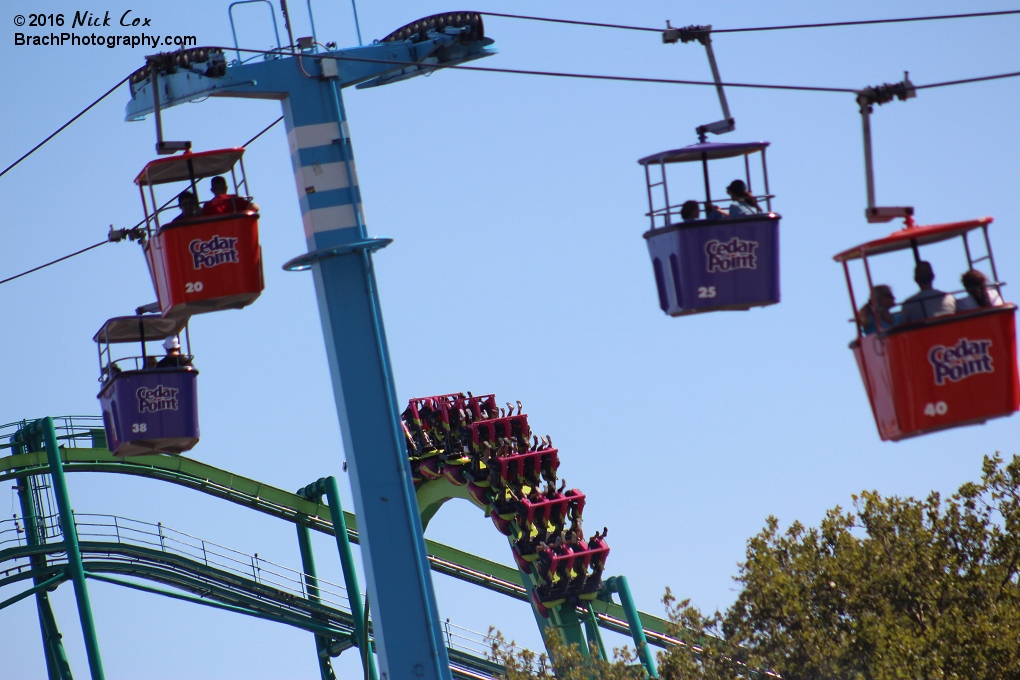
[2, 1, 1018, 677]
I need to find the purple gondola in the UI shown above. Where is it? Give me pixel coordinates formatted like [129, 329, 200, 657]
[639, 141, 781, 316]
[94, 315, 200, 457]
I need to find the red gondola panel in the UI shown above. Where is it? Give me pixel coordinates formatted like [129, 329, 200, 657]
[145, 213, 264, 318]
[853, 306, 1019, 441]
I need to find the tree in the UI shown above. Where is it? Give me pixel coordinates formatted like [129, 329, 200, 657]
[487, 628, 644, 680]
[664, 453, 1020, 679]
[494, 455, 1020, 680]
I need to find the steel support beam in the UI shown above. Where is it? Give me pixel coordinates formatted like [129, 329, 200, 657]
[34, 418, 106, 680]
[514, 562, 590, 660]
[16, 465, 74, 680]
[82, 571, 348, 639]
[297, 523, 339, 680]
[298, 476, 377, 680]
[583, 603, 608, 661]
[0, 574, 67, 612]
[182, 52, 455, 680]
[603, 576, 658, 678]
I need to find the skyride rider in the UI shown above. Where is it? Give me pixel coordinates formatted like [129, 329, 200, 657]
[202, 176, 258, 216]
[958, 269, 1005, 311]
[900, 261, 955, 323]
[857, 284, 898, 335]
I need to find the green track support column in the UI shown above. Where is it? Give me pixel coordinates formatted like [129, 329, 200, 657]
[515, 563, 590, 659]
[16, 475, 74, 680]
[31, 418, 105, 680]
[296, 523, 338, 680]
[583, 603, 608, 661]
[603, 577, 658, 678]
[297, 477, 377, 680]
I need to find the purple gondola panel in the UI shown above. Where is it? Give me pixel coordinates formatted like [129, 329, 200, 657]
[99, 367, 199, 457]
[639, 141, 781, 317]
[645, 214, 780, 315]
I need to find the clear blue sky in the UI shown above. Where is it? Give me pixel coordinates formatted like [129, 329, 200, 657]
[2, 1, 1018, 677]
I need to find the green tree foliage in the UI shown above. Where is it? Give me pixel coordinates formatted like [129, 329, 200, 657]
[488, 628, 644, 680]
[720, 453, 1020, 679]
[494, 455, 1020, 680]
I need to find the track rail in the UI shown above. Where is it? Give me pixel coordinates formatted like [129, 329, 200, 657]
[0, 519, 516, 680]
[0, 446, 680, 647]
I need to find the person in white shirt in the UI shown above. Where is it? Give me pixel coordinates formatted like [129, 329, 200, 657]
[900, 261, 956, 323]
[725, 179, 761, 217]
[957, 269, 1005, 311]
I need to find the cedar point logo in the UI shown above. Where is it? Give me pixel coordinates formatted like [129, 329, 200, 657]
[928, 337, 994, 386]
[190, 235, 239, 270]
[705, 237, 758, 273]
[137, 385, 180, 413]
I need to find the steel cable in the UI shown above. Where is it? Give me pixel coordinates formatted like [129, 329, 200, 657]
[479, 9, 1020, 35]
[0, 74, 131, 180]
[0, 116, 284, 288]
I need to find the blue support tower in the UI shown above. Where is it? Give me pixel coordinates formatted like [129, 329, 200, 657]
[125, 14, 495, 680]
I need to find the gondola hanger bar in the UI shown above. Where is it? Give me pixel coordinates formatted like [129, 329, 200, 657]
[663, 22, 735, 142]
[147, 55, 192, 155]
[856, 72, 916, 223]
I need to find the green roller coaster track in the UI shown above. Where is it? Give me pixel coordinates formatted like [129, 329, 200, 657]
[1, 417, 685, 680]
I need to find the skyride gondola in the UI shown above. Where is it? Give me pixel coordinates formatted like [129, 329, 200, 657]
[136, 147, 264, 319]
[835, 75, 1018, 441]
[639, 25, 780, 317]
[95, 314, 200, 456]
[91, 86, 266, 457]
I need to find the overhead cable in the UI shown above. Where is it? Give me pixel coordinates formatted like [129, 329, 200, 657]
[351, 57, 858, 93]
[712, 10, 1020, 34]
[242, 116, 284, 147]
[915, 70, 1020, 91]
[229, 46, 858, 93]
[479, 12, 658, 33]
[0, 241, 109, 286]
[238, 48, 1020, 96]
[0, 116, 284, 288]
[479, 9, 1020, 35]
[0, 74, 131, 180]
[1, 5, 1015, 185]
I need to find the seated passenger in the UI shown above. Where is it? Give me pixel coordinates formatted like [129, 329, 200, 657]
[957, 269, 1005, 311]
[857, 284, 898, 335]
[900, 261, 956, 323]
[705, 203, 726, 220]
[726, 179, 761, 216]
[171, 191, 200, 223]
[156, 336, 193, 368]
[201, 176, 258, 216]
[680, 200, 700, 222]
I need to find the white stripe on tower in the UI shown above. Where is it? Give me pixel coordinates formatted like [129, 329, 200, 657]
[287, 122, 364, 239]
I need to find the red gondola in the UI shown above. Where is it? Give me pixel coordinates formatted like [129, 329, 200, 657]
[136, 148, 264, 319]
[835, 218, 1018, 441]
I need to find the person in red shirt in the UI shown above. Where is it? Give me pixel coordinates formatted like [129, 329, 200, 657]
[201, 176, 258, 216]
